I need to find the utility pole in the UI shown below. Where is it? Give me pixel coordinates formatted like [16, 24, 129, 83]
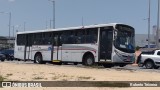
[82, 16, 84, 27]
[48, 0, 55, 29]
[50, 19, 52, 29]
[53, 1, 55, 29]
[24, 22, 26, 31]
[46, 19, 48, 29]
[148, 0, 151, 49]
[9, 12, 11, 48]
[12, 26, 14, 37]
[157, 0, 160, 48]
[0, 12, 11, 48]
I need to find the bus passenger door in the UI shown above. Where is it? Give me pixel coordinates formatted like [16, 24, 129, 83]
[99, 29, 113, 61]
[24, 34, 32, 61]
[52, 34, 62, 61]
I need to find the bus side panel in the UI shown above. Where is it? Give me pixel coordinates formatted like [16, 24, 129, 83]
[62, 44, 83, 62]
[62, 44, 98, 62]
[77, 44, 98, 63]
[71, 52, 83, 62]
[62, 44, 81, 62]
[62, 45, 71, 61]
[14, 46, 25, 60]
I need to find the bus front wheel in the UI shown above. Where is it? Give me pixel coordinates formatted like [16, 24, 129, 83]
[34, 53, 45, 64]
[84, 55, 94, 66]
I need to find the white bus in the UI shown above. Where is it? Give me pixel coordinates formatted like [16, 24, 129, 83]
[14, 23, 135, 67]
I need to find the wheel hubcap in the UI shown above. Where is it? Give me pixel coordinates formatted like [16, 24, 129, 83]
[36, 56, 40, 63]
[87, 58, 93, 65]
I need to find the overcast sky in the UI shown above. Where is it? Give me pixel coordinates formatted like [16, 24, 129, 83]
[0, 0, 158, 36]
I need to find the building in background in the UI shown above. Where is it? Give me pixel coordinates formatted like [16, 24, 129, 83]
[0, 36, 15, 50]
[135, 34, 155, 48]
[135, 25, 160, 48]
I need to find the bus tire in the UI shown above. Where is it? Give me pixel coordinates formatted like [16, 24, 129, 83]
[34, 53, 45, 64]
[84, 54, 94, 66]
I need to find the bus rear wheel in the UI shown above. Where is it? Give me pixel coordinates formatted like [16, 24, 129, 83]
[84, 55, 94, 66]
[34, 53, 45, 64]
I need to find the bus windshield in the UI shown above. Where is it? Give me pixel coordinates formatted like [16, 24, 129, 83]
[114, 25, 135, 53]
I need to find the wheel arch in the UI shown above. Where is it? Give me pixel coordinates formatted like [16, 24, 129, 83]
[34, 52, 42, 60]
[144, 58, 155, 65]
[82, 51, 95, 63]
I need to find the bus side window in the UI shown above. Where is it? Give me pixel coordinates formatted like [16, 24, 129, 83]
[54, 32, 62, 46]
[61, 31, 72, 44]
[43, 32, 52, 45]
[17, 34, 26, 45]
[68, 35, 76, 44]
[32, 33, 43, 45]
[26, 34, 33, 46]
[76, 29, 84, 44]
[54, 35, 58, 46]
[85, 28, 98, 43]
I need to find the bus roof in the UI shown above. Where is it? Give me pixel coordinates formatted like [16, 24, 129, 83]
[17, 23, 128, 34]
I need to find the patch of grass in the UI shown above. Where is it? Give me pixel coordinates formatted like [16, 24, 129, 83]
[62, 75, 68, 77]
[39, 72, 44, 74]
[32, 74, 37, 76]
[0, 75, 5, 81]
[32, 76, 44, 80]
[114, 68, 135, 72]
[90, 65, 102, 68]
[44, 78, 48, 80]
[52, 76, 59, 80]
[62, 79, 68, 81]
[6, 74, 13, 77]
[77, 76, 92, 80]
[71, 76, 74, 77]
[49, 73, 55, 75]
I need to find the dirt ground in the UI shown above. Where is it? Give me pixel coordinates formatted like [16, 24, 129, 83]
[0, 61, 160, 90]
